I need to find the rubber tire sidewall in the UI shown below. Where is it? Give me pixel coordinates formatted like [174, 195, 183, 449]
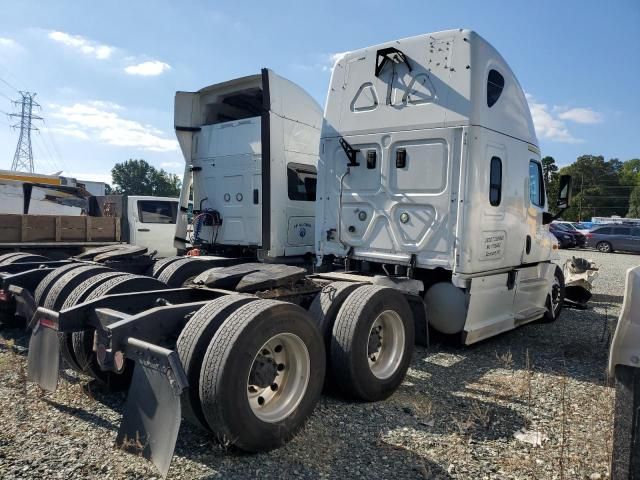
[176, 295, 257, 430]
[199, 300, 325, 452]
[542, 265, 566, 322]
[331, 285, 415, 402]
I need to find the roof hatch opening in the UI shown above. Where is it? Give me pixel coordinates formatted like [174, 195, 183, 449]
[204, 87, 263, 125]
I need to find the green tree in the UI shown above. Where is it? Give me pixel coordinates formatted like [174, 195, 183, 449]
[620, 158, 640, 184]
[111, 159, 181, 197]
[557, 155, 628, 221]
[627, 185, 640, 218]
[541, 156, 560, 213]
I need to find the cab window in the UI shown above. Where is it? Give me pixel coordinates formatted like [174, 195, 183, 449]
[287, 163, 317, 201]
[138, 200, 178, 224]
[529, 161, 545, 207]
[489, 156, 502, 206]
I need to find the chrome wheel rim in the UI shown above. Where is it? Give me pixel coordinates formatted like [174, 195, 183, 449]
[247, 333, 310, 423]
[551, 275, 561, 315]
[599, 243, 610, 252]
[367, 310, 405, 380]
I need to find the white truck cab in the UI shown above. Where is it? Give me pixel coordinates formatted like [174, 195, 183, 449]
[126, 195, 179, 258]
[173, 69, 322, 260]
[317, 29, 569, 343]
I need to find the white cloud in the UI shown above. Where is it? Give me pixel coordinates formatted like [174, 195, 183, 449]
[0, 37, 18, 48]
[48, 31, 114, 60]
[526, 94, 581, 143]
[48, 101, 178, 152]
[292, 51, 351, 73]
[46, 125, 90, 140]
[557, 107, 602, 124]
[125, 60, 171, 76]
[160, 161, 184, 171]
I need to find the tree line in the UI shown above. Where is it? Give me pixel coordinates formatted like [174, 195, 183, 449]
[544, 155, 640, 221]
[106, 159, 181, 197]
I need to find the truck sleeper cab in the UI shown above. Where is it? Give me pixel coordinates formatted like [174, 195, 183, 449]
[317, 29, 566, 344]
[174, 69, 322, 260]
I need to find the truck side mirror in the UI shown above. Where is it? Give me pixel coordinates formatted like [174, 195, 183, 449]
[557, 175, 572, 210]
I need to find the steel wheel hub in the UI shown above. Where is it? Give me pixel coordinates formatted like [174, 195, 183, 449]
[367, 310, 405, 380]
[247, 333, 310, 423]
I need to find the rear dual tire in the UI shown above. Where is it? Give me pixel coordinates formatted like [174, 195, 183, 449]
[330, 285, 415, 401]
[71, 274, 167, 388]
[198, 299, 325, 452]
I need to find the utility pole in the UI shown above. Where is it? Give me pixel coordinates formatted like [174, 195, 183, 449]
[10, 91, 42, 173]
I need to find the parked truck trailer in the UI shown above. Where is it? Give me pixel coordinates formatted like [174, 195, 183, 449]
[16, 30, 573, 477]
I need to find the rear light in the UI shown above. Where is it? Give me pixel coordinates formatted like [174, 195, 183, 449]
[585, 233, 593, 239]
[0, 289, 10, 302]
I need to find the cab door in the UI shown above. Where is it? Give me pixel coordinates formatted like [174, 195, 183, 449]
[521, 159, 546, 264]
[129, 198, 178, 257]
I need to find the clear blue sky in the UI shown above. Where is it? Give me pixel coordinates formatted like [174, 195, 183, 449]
[0, 0, 638, 184]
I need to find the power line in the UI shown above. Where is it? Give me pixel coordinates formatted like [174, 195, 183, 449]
[0, 75, 18, 93]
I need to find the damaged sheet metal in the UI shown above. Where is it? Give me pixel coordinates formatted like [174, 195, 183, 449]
[563, 257, 599, 307]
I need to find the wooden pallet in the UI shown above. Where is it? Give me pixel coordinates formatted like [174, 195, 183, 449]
[0, 213, 120, 243]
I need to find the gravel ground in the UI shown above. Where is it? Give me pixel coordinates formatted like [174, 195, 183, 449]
[0, 249, 637, 479]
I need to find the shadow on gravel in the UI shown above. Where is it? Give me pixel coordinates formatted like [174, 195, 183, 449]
[42, 398, 118, 431]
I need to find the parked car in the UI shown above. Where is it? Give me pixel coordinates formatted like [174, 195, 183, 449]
[585, 225, 640, 253]
[571, 222, 593, 235]
[550, 222, 586, 248]
[549, 223, 578, 248]
[552, 221, 588, 243]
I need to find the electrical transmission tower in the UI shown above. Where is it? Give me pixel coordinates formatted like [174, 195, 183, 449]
[10, 91, 42, 173]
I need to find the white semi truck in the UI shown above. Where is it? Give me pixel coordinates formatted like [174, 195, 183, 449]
[18, 30, 572, 477]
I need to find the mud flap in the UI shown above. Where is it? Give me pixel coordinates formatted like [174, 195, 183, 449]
[27, 317, 60, 392]
[116, 338, 188, 479]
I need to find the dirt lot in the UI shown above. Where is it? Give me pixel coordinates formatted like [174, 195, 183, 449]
[0, 249, 636, 479]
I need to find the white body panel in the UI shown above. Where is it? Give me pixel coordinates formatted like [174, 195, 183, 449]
[609, 266, 640, 376]
[318, 29, 559, 342]
[174, 70, 321, 258]
[127, 196, 179, 258]
[0, 180, 83, 215]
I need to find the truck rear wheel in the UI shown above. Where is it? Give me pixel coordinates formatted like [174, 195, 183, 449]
[199, 299, 325, 452]
[0, 253, 23, 264]
[71, 274, 167, 388]
[176, 295, 257, 430]
[157, 258, 215, 287]
[34, 263, 85, 306]
[150, 256, 182, 278]
[42, 266, 112, 372]
[331, 285, 414, 401]
[56, 271, 125, 372]
[0, 252, 48, 265]
[308, 281, 362, 384]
